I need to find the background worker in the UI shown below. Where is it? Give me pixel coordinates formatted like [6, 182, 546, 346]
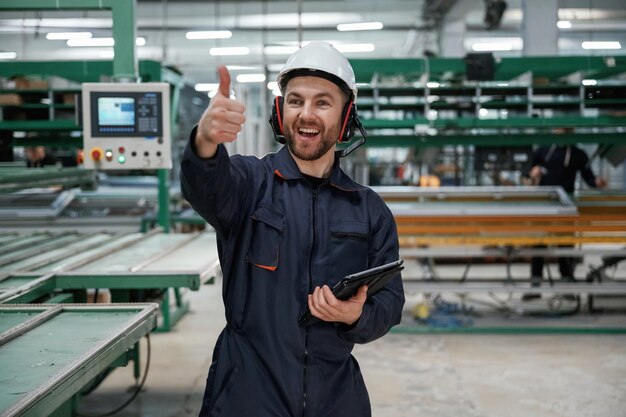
[523, 136, 607, 300]
[25, 146, 58, 168]
[181, 42, 404, 417]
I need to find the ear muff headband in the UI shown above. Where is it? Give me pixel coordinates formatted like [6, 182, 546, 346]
[269, 96, 286, 144]
[337, 101, 354, 143]
[275, 96, 284, 135]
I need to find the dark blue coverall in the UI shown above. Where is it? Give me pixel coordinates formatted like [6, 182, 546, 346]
[181, 131, 405, 417]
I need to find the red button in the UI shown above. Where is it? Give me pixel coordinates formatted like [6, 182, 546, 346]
[91, 149, 102, 161]
[118, 147, 125, 154]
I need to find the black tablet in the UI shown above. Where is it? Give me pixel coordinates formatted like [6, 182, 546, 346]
[299, 259, 404, 326]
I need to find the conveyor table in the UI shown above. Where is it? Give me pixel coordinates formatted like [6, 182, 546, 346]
[0, 303, 158, 417]
[0, 231, 220, 331]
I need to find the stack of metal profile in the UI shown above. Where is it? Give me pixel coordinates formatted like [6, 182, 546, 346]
[373, 186, 626, 246]
[0, 185, 171, 233]
[0, 166, 95, 194]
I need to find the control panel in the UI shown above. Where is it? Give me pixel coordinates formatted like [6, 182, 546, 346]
[82, 82, 171, 170]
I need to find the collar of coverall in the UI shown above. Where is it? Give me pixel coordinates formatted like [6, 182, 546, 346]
[272, 146, 360, 192]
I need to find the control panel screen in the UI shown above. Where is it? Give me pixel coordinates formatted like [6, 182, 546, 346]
[98, 97, 135, 127]
[90, 92, 163, 137]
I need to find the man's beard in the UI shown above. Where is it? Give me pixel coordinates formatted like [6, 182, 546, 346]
[284, 125, 338, 161]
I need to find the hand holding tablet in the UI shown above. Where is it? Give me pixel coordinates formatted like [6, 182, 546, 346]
[299, 260, 404, 326]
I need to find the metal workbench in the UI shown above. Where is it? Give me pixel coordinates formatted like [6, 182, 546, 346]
[0, 303, 158, 417]
[369, 186, 626, 327]
[0, 231, 219, 331]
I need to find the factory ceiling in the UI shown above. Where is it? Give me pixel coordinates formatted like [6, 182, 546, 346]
[0, 0, 625, 88]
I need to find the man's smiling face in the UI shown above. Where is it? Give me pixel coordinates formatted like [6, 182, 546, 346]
[282, 76, 347, 162]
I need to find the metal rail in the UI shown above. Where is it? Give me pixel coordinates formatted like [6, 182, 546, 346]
[402, 280, 626, 295]
[400, 246, 626, 259]
[400, 235, 626, 246]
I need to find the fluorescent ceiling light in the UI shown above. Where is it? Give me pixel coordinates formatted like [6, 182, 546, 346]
[267, 81, 279, 90]
[334, 43, 375, 53]
[236, 74, 266, 83]
[99, 50, 114, 58]
[0, 52, 17, 60]
[67, 37, 114, 47]
[426, 82, 440, 88]
[66, 37, 144, 47]
[271, 89, 282, 96]
[466, 37, 522, 52]
[264, 45, 299, 55]
[195, 83, 220, 92]
[210, 47, 250, 56]
[5, 18, 110, 29]
[337, 22, 383, 32]
[46, 32, 92, 40]
[186, 30, 232, 40]
[237, 12, 361, 29]
[581, 41, 621, 50]
[472, 42, 513, 51]
[557, 20, 572, 29]
[582, 79, 597, 86]
[267, 64, 285, 72]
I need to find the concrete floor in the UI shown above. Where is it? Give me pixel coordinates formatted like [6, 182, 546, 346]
[77, 263, 626, 417]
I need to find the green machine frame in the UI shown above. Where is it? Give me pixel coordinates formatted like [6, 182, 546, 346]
[0, 0, 138, 80]
[0, 0, 183, 232]
[0, 0, 191, 337]
[0, 59, 182, 232]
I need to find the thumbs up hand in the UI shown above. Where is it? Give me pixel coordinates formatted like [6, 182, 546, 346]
[195, 66, 246, 158]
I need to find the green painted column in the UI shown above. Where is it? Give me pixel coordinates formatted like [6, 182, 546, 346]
[0, 0, 138, 81]
[111, 0, 139, 81]
[157, 169, 170, 233]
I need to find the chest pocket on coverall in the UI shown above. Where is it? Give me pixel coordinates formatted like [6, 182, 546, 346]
[245, 205, 284, 271]
[330, 221, 369, 278]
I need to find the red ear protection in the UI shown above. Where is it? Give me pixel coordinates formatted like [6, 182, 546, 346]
[269, 98, 357, 145]
[269, 96, 286, 144]
[337, 101, 356, 143]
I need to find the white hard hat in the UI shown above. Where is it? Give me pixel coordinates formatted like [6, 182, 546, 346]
[277, 41, 357, 99]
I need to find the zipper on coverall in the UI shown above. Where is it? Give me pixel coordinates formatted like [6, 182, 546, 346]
[302, 186, 317, 417]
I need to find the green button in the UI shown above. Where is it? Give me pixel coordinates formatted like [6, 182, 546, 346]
[118, 155, 126, 164]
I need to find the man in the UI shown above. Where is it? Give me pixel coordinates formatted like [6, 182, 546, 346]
[527, 143, 606, 193]
[524, 138, 606, 300]
[181, 42, 404, 417]
[25, 146, 58, 168]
